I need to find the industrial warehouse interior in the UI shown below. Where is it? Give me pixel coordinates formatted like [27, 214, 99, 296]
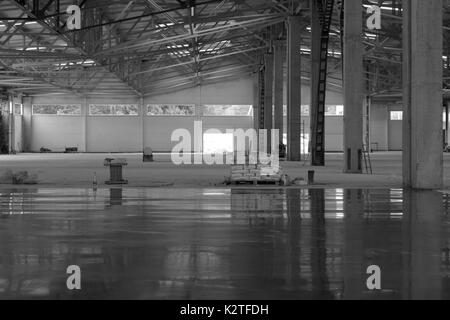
[0, 0, 449, 304]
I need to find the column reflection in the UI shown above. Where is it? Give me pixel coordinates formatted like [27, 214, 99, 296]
[402, 190, 443, 300]
[309, 189, 333, 299]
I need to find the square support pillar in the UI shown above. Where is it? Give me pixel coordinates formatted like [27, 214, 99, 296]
[274, 40, 285, 145]
[343, 0, 364, 173]
[403, 0, 443, 189]
[286, 16, 302, 161]
[264, 52, 274, 153]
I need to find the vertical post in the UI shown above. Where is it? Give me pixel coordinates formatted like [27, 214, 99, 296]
[83, 96, 88, 152]
[363, 95, 371, 152]
[343, 0, 364, 173]
[286, 16, 302, 161]
[140, 96, 145, 151]
[403, 0, 443, 189]
[264, 52, 274, 154]
[274, 40, 285, 146]
[446, 101, 449, 147]
[33, 0, 39, 16]
[8, 94, 13, 154]
[56, 0, 60, 29]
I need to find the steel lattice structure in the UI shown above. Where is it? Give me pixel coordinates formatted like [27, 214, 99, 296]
[0, 0, 448, 98]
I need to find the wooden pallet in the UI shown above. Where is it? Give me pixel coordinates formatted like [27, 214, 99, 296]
[228, 178, 282, 186]
[228, 164, 282, 186]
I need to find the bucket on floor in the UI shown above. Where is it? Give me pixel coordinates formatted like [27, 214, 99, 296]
[143, 147, 154, 162]
[308, 170, 315, 185]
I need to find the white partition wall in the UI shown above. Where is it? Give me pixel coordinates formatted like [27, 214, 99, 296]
[24, 78, 351, 153]
[87, 116, 142, 152]
[144, 117, 196, 152]
[31, 115, 84, 152]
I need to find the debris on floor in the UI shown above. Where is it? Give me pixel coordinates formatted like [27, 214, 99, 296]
[292, 177, 307, 186]
[0, 169, 13, 184]
[280, 174, 290, 186]
[64, 147, 78, 153]
[0, 169, 38, 185]
[40, 147, 52, 153]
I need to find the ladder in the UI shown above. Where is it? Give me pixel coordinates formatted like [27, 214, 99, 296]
[311, 0, 335, 166]
[362, 145, 373, 174]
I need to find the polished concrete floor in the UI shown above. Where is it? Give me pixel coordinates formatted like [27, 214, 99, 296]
[0, 187, 449, 300]
[5, 152, 450, 188]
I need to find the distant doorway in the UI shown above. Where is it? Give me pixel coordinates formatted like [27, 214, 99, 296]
[388, 110, 402, 151]
[203, 133, 234, 154]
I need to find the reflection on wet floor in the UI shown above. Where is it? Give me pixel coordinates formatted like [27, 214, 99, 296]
[0, 187, 449, 300]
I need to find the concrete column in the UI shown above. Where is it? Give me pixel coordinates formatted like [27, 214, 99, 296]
[342, 189, 365, 298]
[286, 16, 302, 161]
[82, 96, 88, 152]
[22, 96, 32, 152]
[343, 0, 364, 173]
[274, 41, 284, 145]
[403, 0, 443, 189]
[264, 52, 274, 153]
[403, 190, 443, 299]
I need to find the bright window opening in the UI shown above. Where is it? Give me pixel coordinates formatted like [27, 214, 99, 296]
[283, 105, 344, 116]
[203, 133, 234, 154]
[90, 104, 139, 116]
[202, 105, 252, 116]
[147, 104, 195, 116]
[33, 104, 81, 115]
[283, 133, 310, 155]
[390, 111, 403, 121]
[14, 104, 23, 115]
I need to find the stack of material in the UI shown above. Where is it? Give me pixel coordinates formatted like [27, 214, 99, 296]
[230, 164, 282, 183]
[231, 164, 260, 181]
